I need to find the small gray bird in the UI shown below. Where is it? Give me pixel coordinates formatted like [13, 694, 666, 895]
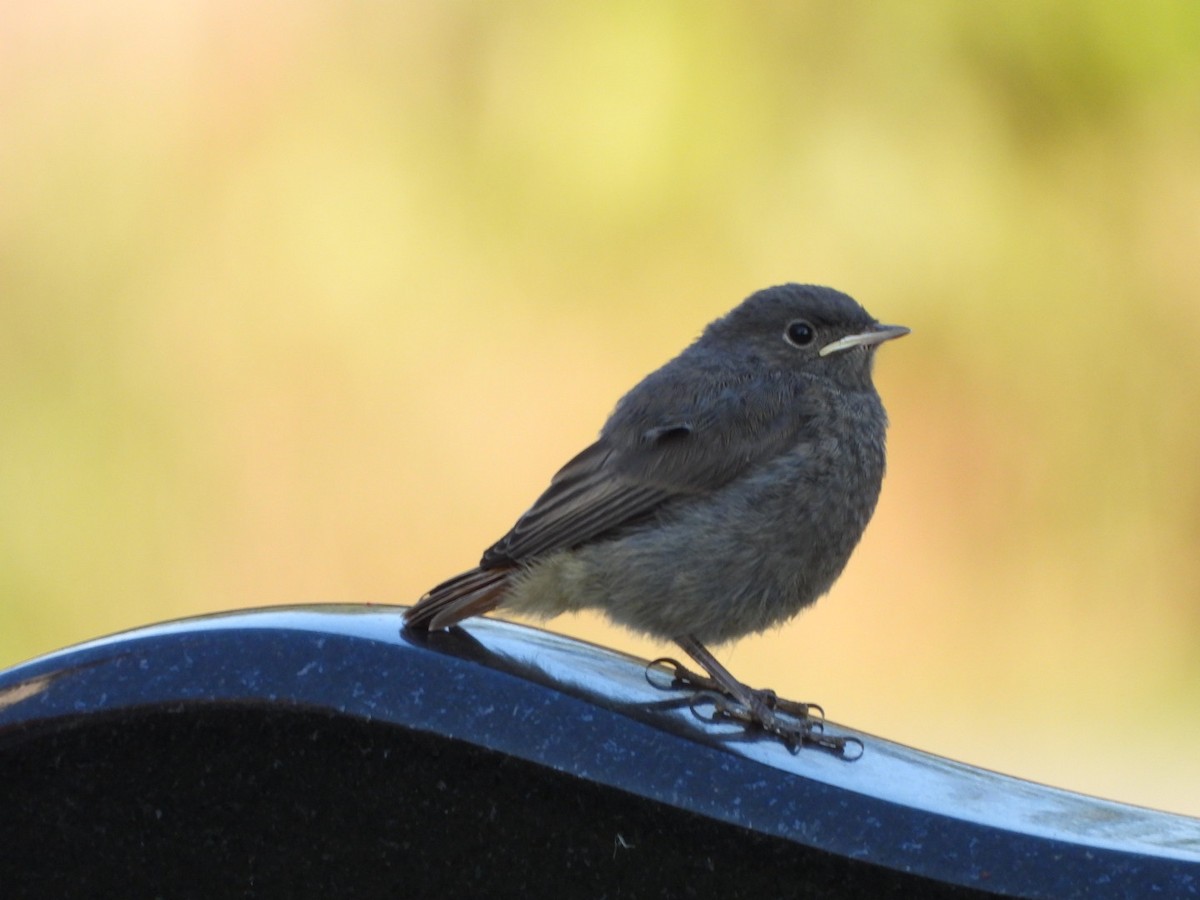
[406, 283, 907, 745]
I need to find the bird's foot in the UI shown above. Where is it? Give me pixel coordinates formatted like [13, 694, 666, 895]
[646, 657, 861, 758]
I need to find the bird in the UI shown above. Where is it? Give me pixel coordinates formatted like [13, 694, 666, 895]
[405, 283, 907, 747]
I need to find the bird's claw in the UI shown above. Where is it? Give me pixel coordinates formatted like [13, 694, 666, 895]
[646, 656, 718, 692]
[689, 691, 855, 756]
[646, 657, 859, 759]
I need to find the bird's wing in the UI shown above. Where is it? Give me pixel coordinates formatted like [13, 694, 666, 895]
[480, 440, 671, 565]
[481, 369, 815, 566]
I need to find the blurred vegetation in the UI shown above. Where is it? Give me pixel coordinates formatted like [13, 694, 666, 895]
[2, 3, 1199, 814]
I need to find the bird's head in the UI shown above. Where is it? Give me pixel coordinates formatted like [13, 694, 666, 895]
[703, 283, 908, 390]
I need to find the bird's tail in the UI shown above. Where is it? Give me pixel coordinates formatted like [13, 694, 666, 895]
[404, 566, 515, 631]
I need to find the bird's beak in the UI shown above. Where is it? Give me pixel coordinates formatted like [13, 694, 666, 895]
[819, 323, 910, 357]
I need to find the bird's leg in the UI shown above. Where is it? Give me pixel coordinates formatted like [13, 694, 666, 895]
[672, 635, 786, 720]
[673, 634, 827, 750]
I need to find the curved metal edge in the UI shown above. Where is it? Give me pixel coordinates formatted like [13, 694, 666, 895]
[1, 604, 1198, 898]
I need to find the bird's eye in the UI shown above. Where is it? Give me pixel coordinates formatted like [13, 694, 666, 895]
[784, 320, 815, 347]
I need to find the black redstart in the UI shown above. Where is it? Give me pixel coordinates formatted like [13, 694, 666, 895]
[406, 283, 907, 747]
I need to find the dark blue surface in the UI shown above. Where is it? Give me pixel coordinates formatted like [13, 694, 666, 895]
[1, 605, 1198, 898]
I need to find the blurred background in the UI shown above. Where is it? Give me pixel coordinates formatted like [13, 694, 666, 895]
[3, 2, 1199, 816]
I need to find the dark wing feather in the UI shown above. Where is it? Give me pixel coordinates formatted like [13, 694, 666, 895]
[405, 566, 513, 630]
[481, 441, 672, 565]
[481, 364, 818, 567]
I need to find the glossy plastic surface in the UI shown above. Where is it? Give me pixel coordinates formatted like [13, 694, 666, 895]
[1, 606, 1197, 897]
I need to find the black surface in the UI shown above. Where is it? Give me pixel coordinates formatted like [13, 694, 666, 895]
[1, 706, 981, 899]
[1, 606, 1198, 899]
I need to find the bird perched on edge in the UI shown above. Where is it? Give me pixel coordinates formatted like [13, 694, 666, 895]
[405, 283, 908, 747]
